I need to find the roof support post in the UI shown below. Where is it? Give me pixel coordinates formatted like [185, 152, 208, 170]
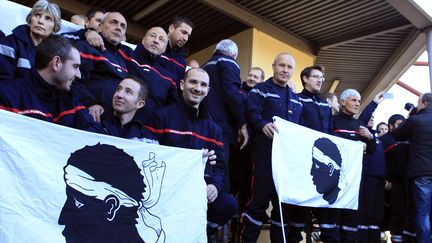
[427, 26, 432, 91]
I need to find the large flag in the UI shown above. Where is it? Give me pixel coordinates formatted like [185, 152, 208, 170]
[272, 116, 364, 209]
[0, 110, 207, 243]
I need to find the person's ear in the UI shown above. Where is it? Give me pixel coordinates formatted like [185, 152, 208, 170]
[180, 79, 185, 91]
[168, 24, 175, 34]
[302, 75, 308, 84]
[137, 100, 145, 109]
[52, 56, 62, 72]
[105, 195, 120, 221]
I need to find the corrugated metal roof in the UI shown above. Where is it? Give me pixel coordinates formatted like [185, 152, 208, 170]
[317, 26, 415, 94]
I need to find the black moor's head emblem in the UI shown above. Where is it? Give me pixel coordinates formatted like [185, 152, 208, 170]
[310, 137, 343, 204]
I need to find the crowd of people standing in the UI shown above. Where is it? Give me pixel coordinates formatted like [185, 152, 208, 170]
[1, 1, 432, 243]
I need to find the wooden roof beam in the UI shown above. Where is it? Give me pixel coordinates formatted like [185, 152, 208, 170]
[359, 29, 426, 112]
[200, 0, 314, 55]
[319, 24, 413, 50]
[132, 0, 171, 21]
[386, 0, 432, 29]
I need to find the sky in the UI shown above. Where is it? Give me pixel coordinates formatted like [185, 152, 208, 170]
[371, 1, 432, 127]
[372, 52, 430, 127]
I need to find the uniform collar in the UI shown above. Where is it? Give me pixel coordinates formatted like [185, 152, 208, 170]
[165, 44, 185, 57]
[32, 71, 65, 101]
[418, 105, 432, 114]
[241, 82, 253, 93]
[338, 110, 355, 119]
[301, 88, 319, 99]
[102, 36, 121, 52]
[135, 44, 161, 62]
[178, 98, 210, 120]
[12, 25, 35, 47]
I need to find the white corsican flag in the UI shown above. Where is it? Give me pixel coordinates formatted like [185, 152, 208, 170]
[0, 110, 207, 243]
[272, 116, 364, 210]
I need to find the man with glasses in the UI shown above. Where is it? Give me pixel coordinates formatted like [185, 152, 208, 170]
[287, 65, 339, 242]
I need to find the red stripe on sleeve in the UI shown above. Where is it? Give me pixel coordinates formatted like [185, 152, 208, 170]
[383, 143, 398, 153]
[144, 125, 223, 147]
[118, 50, 176, 87]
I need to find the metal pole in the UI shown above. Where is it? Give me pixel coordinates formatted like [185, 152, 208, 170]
[427, 27, 432, 91]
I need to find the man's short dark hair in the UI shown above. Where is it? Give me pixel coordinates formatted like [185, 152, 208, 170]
[86, 7, 106, 20]
[300, 65, 325, 86]
[388, 114, 405, 126]
[422, 93, 432, 106]
[127, 76, 148, 101]
[35, 35, 75, 70]
[377, 122, 387, 130]
[170, 16, 194, 29]
[183, 67, 207, 81]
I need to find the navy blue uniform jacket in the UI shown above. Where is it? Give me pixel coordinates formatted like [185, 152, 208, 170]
[380, 132, 409, 181]
[357, 101, 387, 178]
[61, 29, 86, 42]
[393, 105, 432, 179]
[333, 112, 376, 154]
[133, 45, 178, 115]
[0, 72, 104, 133]
[247, 78, 303, 162]
[102, 112, 158, 143]
[161, 45, 187, 86]
[298, 88, 333, 133]
[0, 25, 35, 80]
[202, 51, 246, 144]
[146, 98, 226, 192]
[73, 38, 136, 111]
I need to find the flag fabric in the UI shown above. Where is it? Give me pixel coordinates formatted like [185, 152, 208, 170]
[272, 116, 364, 210]
[0, 109, 207, 243]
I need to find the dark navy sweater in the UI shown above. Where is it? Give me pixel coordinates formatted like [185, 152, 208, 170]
[247, 78, 303, 162]
[0, 71, 104, 133]
[146, 98, 225, 192]
[358, 101, 387, 178]
[0, 25, 35, 80]
[72, 38, 135, 111]
[132, 44, 178, 118]
[102, 111, 158, 143]
[202, 51, 246, 144]
[161, 44, 187, 86]
[333, 111, 376, 154]
[298, 88, 333, 133]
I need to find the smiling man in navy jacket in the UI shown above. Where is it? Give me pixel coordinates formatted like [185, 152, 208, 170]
[0, 35, 103, 133]
[72, 12, 140, 123]
[145, 67, 237, 243]
[101, 76, 157, 143]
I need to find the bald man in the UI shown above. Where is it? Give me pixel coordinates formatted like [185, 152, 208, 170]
[240, 53, 303, 242]
[73, 12, 139, 122]
[133, 27, 178, 121]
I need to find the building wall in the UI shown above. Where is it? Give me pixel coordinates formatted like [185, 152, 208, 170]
[251, 29, 315, 92]
[187, 29, 253, 81]
[188, 28, 316, 92]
